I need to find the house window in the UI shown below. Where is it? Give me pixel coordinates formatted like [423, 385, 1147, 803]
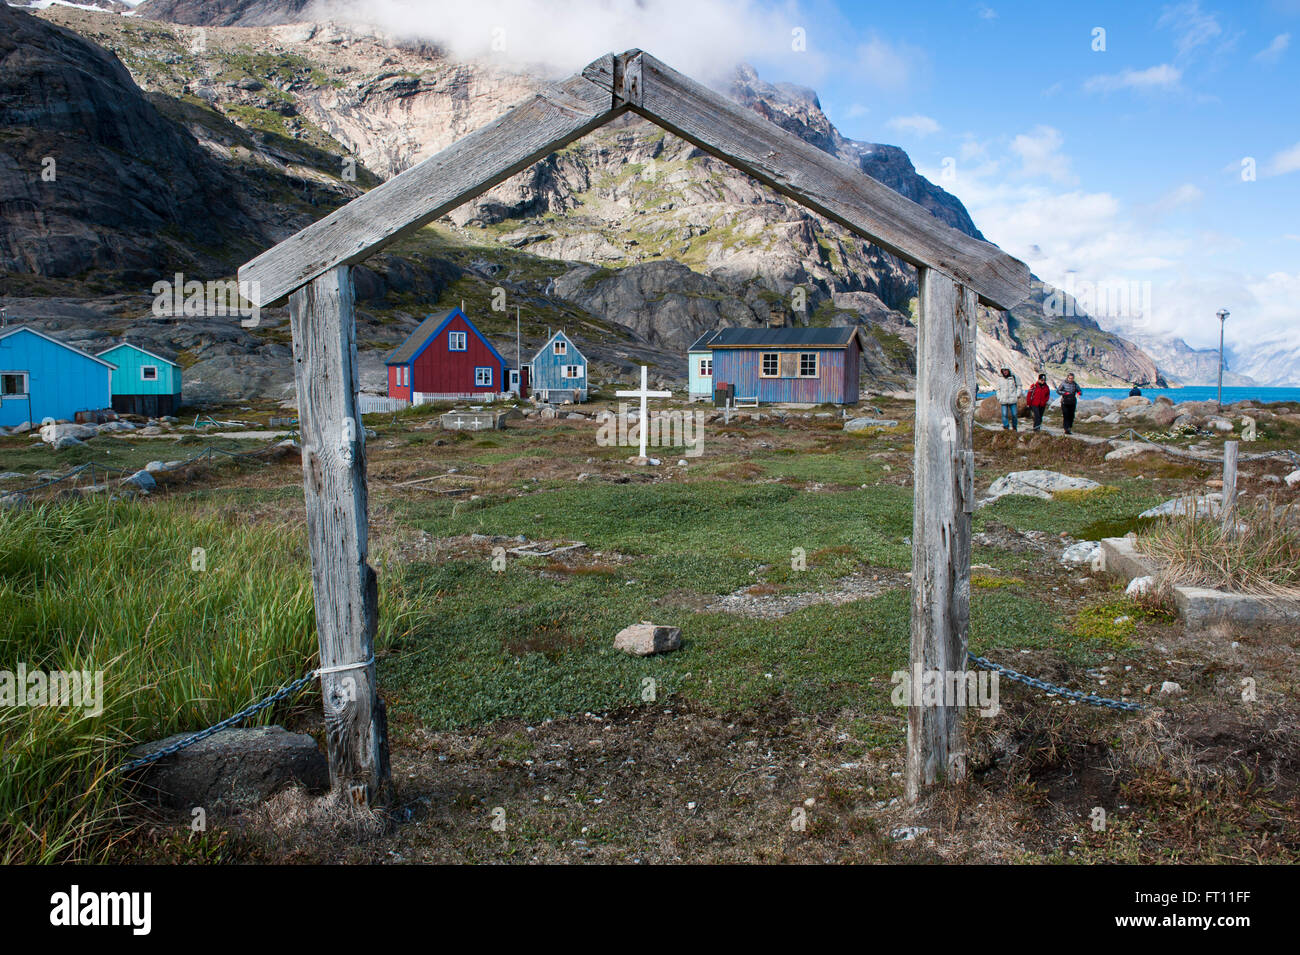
[799, 353, 818, 377]
[141, 365, 158, 381]
[760, 353, 779, 377]
[553, 339, 567, 356]
[561, 364, 584, 379]
[475, 367, 493, 387]
[448, 332, 467, 351]
[699, 358, 712, 377]
[1, 372, 28, 397]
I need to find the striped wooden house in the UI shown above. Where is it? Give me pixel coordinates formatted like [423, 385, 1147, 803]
[96, 342, 183, 417]
[687, 330, 718, 400]
[708, 326, 867, 405]
[385, 308, 513, 404]
[524, 329, 587, 403]
[0, 326, 115, 427]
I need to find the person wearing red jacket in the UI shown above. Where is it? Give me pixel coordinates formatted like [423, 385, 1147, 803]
[1026, 373, 1051, 431]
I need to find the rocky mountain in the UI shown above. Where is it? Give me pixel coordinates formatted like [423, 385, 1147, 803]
[0, 2, 1165, 406]
[1106, 323, 1256, 386]
[1232, 333, 1300, 387]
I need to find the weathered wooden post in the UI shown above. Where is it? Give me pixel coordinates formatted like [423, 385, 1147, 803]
[288, 265, 389, 806]
[1222, 439, 1239, 536]
[906, 268, 978, 803]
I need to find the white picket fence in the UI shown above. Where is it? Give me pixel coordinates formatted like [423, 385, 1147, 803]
[357, 394, 409, 414]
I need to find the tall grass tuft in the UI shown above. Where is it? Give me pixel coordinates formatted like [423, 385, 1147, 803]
[0, 499, 323, 863]
[1137, 497, 1300, 596]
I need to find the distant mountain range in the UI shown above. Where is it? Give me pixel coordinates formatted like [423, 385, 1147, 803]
[1, 0, 1170, 404]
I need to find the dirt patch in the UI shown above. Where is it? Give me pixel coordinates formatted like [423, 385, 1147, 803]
[706, 570, 908, 618]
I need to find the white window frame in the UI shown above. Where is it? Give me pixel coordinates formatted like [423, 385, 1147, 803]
[141, 365, 159, 382]
[760, 352, 779, 378]
[562, 364, 583, 379]
[553, 339, 567, 356]
[448, 331, 467, 351]
[475, 366, 493, 387]
[1, 371, 29, 397]
[798, 352, 818, 378]
[698, 357, 713, 377]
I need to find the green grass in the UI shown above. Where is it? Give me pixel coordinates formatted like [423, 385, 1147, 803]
[0, 435, 284, 479]
[976, 480, 1168, 539]
[0, 500, 415, 863]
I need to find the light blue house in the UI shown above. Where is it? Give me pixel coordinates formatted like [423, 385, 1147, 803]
[96, 342, 183, 417]
[525, 329, 588, 403]
[0, 326, 115, 427]
[687, 330, 718, 400]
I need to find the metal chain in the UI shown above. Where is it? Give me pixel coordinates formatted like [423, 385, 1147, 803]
[117, 670, 319, 773]
[968, 652, 1145, 712]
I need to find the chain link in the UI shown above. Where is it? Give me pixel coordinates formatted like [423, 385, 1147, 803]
[117, 671, 319, 773]
[968, 652, 1145, 712]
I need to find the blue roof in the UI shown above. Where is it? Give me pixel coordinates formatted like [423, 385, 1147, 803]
[385, 308, 510, 368]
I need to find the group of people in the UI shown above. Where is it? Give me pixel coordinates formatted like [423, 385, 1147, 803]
[994, 368, 1084, 434]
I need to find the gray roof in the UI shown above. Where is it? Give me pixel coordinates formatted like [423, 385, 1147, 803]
[387, 312, 454, 365]
[704, 326, 866, 349]
[687, 330, 720, 351]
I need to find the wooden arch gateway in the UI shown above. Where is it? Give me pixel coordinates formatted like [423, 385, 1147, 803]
[239, 49, 1031, 807]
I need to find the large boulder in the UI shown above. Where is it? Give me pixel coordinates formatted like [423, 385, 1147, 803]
[1119, 395, 1151, 411]
[975, 395, 1000, 423]
[984, 470, 1102, 501]
[39, 422, 96, 445]
[125, 725, 329, 811]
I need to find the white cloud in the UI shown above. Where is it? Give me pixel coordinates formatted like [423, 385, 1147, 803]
[310, 0, 818, 83]
[1083, 63, 1183, 93]
[1009, 125, 1075, 183]
[1157, 2, 1223, 57]
[886, 114, 940, 137]
[976, 5, 997, 19]
[1148, 182, 1204, 214]
[1265, 141, 1300, 177]
[854, 33, 925, 91]
[1255, 33, 1291, 64]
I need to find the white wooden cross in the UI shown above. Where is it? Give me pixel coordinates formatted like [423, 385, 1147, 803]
[616, 365, 672, 459]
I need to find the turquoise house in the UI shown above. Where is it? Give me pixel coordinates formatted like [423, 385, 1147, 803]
[524, 329, 588, 403]
[96, 342, 183, 416]
[0, 326, 115, 427]
[687, 330, 718, 400]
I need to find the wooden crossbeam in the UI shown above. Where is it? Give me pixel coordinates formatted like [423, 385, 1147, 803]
[239, 67, 624, 306]
[601, 50, 1030, 309]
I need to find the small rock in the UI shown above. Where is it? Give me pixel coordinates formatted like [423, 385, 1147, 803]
[144, 460, 167, 473]
[1159, 681, 1183, 696]
[1285, 469, 1300, 488]
[844, 417, 899, 432]
[1061, 541, 1101, 565]
[1125, 576, 1154, 596]
[121, 470, 156, 493]
[890, 826, 929, 841]
[613, 621, 682, 657]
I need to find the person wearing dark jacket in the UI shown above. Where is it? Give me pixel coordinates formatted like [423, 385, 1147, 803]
[1058, 374, 1082, 434]
[1129, 385, 1142, 397]
[1026, 374, 1050, 431]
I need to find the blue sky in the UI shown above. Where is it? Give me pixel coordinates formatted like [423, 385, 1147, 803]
[358, 0, 1298, 359]
[736, 1, 1300, 354]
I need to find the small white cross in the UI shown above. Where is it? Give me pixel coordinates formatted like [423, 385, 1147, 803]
[616, 365, 672, 459]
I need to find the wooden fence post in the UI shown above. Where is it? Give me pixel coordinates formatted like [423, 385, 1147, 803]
[907, 267, 978, 803]
[1222, 439, 1239, 536]
[288, 265, 390, 806]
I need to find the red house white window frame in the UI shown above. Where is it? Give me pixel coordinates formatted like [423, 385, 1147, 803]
[448, 331, 467, 351]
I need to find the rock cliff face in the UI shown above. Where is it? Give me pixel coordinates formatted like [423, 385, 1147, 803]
[1, 2, 1165, 403]
[0, 4, 257, 279]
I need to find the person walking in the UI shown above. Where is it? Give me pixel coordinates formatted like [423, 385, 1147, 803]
[1026, 373, 1050, 431]
[995, 367, 1021, 431]
[1058, 373, 1082, 434]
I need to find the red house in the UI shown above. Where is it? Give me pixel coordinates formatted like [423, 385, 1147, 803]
[386, 308, 514, 403]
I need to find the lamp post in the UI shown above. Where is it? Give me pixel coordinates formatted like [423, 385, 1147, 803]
[1216, 308, 1229, 410]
